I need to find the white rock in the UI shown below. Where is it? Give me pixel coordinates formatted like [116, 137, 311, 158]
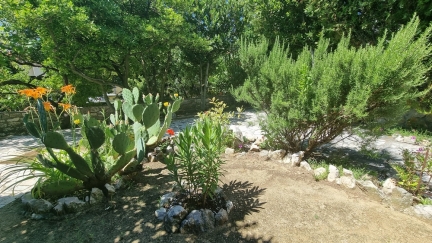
[282, 154, 292, 164]
[249, 144, 260, 152]
[57, 197, 86, 213]
[382, 178, 397, 195]
[343, 168, 353, 177]
[155, 208, 167, 220]
[413, 205, 432, 220]
[225, 148, 235, 154]
[327, 165, 340, 182]
[259, 150, 269, 160]
[300, 161, 312, 171]
[253, 135, 266, 146]
[105, 184, 116, 195]
[226, 200, 234, 214]
[291, 151, 304, 167]
[160, 192, 177, 208]
[269, 149, 286, 160]
[314, 167, 326, 177]
[215, 209, 229, 225]
[340, 176, 356, 189]
[89, 188, 104, 204]
[28, 199, 53, 214]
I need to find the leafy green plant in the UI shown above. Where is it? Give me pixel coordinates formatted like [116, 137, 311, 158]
[420, 197, 432, 205]
[233, 16, 432, 156]
[11, 86, 182, 198]
[393, 148, 432, 196]
[165, 117, 225, 205]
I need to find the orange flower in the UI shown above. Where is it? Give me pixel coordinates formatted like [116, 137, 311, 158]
[18, 89, 40, 99]
[59, 103, 72, 110]
[61, 84, 76, 95]
[166, 128, 175, 136]
[35, 87, 48, 96]
[43, 101, 52, 112]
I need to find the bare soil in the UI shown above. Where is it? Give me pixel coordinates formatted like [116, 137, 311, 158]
[1, 153, 432, 243]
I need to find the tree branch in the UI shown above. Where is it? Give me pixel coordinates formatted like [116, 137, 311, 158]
[0, 79, 37, 88]
[69, 64, 122, 87]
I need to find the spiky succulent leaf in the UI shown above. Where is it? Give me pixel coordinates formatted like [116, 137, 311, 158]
[133, 87, 140, 104]
[25, 121, 41, 139]
[171, 99, 181, 113]
[112, 133, 134, 154]
[36, 180, 84, 197]
[143, 103, 160, 127]
[132, 104, 145, 122]
[91, 150, 106, 181]
[36, 99, 48, 133]
[122, 88, 133, 104]
[43, 131, 69, 150]
[64, 147, 94, 178]
[108, 150, 136, 177]
[85, 126, 105, 149]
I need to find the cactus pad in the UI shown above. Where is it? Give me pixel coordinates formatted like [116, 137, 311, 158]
[143, 103, 160, 127]
[112, 133, 134, 154]
[43, 131, 69, 150]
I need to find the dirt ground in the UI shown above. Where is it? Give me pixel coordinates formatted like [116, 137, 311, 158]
[1, 153, 432, 243]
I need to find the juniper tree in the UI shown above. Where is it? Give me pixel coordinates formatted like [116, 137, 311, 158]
[234, 16, 432, 156]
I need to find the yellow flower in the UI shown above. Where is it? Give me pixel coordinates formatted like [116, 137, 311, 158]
[163, 102, 169, 107]
[174, 93, 179, 98]
[61, 84, 76, 95]
[73, 119, 80, 125]
[59, 103, 72, 110]
[43, 101, 52, 112]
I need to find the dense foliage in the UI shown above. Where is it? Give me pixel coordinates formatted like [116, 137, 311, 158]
[234, 17, 432, 155]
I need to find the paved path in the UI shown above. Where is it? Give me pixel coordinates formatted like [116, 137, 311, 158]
[0, 110, 427, 209]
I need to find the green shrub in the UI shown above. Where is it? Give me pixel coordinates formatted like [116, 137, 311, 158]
[165, 117, 225, 205]
[233, 16, 432, 156]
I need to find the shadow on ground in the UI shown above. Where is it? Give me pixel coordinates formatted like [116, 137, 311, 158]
[0, 161, 270, 243]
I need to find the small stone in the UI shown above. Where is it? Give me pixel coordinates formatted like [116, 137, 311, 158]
[386, 187, 413, 211]
[159, 192, 177, 208]
[225, 148, 235, 154]
[356, 180, 385, 202]
[155, 208, 167, 221]
[253, 135, 266, 146]
[53, 203, 65, 215]
[215, 209, 229, 226]
[114, 178, 125, 190]
[340, 176, 356, 189]
[57, 197, 86, 213]
[226, 200, 234, 214]
[21, 192, 34, 205]
[166, 145, 174, 154]
[291, 151, 304, 167]
[382, 178, 397, 195]
[249, 144, 260, 152]
[343, 168, 353, 177]
[300, 161, 312, 171]
[28, 199, 53, 214]
[89, 188, 104, 204]
[164, 205, 188, 233]
[282, 153, 292, 164]
[269, 149, 286, 160]
[31, 213, 45, 220]
[259, 150, 269, 160]
[327, 165, 340, 182]
[105, 184, 116, 195]
[314, 167, 326, 177]
[413, 205, 432, 220]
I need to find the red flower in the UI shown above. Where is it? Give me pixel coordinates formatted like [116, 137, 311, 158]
[166, 128, 175, 136]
